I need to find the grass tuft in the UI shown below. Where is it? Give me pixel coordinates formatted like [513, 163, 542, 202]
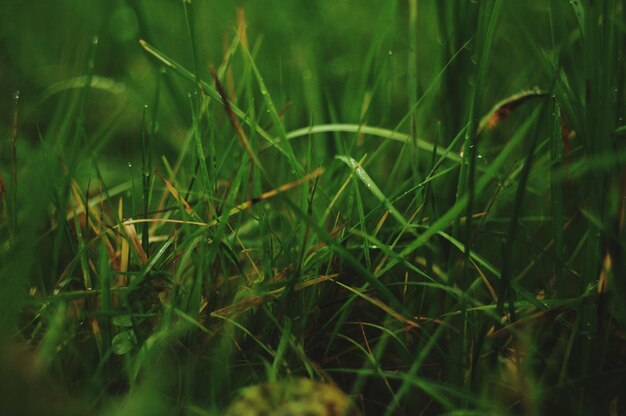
[1, 1, 626, 414]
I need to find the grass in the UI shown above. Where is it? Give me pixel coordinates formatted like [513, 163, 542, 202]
[1, 0, 626, 414]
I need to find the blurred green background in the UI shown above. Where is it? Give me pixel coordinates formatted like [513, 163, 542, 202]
[0, 0, 571, 164]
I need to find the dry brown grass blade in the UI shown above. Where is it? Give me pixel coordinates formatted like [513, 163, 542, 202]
[220, 8, 248, 104]
[237, 6, 248, 50]
[373, 210, 391, 239]
[597, 250, 612, 295]
[210, 65, 262, 170]
[470, 257, 498, 302]
[155, 170, 194, 215]
[118, 167, 323, 230]
[123, 220, 148, 265]
[478, 88, 548, 134]
[229, 167, 324, 214]
[333, 280, 421, 330]
[117, 197, 129, 286]
[210, 273, 339, 318]
[68, 180, 120, 272]
[90, 317, 102, 354]
[68, 167, 324, 271]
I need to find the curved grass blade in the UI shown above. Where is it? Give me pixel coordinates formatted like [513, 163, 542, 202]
[282, 124, 462, 164]
[477, 88, 548, 134]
